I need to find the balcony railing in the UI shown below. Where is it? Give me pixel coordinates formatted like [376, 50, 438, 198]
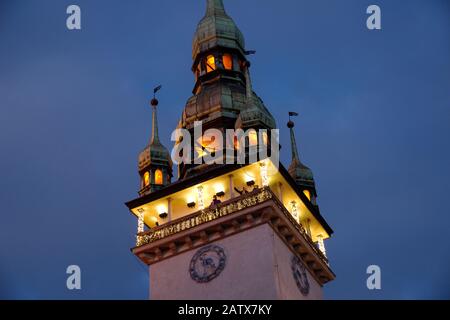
[135, 186, 328, 265]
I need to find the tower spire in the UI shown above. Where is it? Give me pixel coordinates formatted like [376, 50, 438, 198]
[151, 104, 159, 144]
[150, 85, 162, 144]
[287, 113, 300, 162]
[287, 113, 315, 187]
[206, 0, 226, 16]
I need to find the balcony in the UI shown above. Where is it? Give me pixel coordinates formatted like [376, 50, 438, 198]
[135, 186, 329, 269]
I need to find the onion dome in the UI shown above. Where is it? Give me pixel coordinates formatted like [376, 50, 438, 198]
[192, 0, 246, 59]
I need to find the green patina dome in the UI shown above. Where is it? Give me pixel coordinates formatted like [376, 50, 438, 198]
[192, 0, 246, 59]
[288, 158, 314, 184]
[235, 92, 277, 130]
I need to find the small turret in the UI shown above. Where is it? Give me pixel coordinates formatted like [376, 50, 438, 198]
[138, 86, 173, 196]
[287, 113, 317, 204]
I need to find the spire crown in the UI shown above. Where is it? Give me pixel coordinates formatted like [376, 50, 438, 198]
[193, 0, 245, 59]
[206, 0, 226, 16]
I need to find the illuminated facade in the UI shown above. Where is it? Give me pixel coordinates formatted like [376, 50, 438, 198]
[126, 0, 335, 299]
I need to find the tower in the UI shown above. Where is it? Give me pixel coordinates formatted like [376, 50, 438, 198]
[126, 0, 335, 299]
[179, 0, 276, 179]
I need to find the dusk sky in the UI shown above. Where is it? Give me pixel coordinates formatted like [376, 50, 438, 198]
[1, 0, 449, 299]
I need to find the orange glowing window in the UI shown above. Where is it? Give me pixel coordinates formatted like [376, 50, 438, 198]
[249, 130, 258, 146]
[303, 190, 311, 200]
[206, 55, 216, 73]
[223, 54, 233, 70]
[143, 172, 150, 187]
[196, 134, 219, 158]
[262, 131, 268, 145]
[155, 169, 163, 185]
[234, 136, 240, 150]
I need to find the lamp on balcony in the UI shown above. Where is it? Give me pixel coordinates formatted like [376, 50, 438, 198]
[246, 180, 255, 187]
[187, 201, 196, 208]
[159, 212, 168, 219]
[216, 191, 225, 197]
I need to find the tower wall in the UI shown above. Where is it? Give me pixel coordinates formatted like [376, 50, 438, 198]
[149, 224, 323, 300]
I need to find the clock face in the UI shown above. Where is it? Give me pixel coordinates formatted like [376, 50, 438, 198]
[291, 255, 310, 296]
[189, 245, 226, 283]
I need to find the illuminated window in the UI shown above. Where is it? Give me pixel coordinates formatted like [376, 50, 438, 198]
[249, 130, 258, 146]
[261, 131, 268, 145]
[143, 172, 150, 187]
[234, 136, 240, 150]
[206, 55, 216, 73]
[155, 169, 163, 185]
[196, 134, 220, 158]
[223, 54, 233, 70]
[303, 190, 311, 200]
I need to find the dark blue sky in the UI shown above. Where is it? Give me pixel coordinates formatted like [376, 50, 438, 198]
[1, 0, 449, 299]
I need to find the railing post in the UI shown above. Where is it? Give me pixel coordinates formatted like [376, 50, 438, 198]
[259, 161, 269, 187]
[277, 182, 283, 203]
[167, 197, 172, 222]
[197, 186, 205, 209]
[228, 174, 234, 200]
[317, 234, 327, 258]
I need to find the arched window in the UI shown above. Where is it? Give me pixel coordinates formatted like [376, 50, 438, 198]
[248, 130, 258, 146]
[223, 53, 233, 70]
[206, 55, 216, 73]
[261, 131, 268, 145]
[155, 169, 163, 185]
[234, 135, 240, 150]
[143, 171, 150, 187]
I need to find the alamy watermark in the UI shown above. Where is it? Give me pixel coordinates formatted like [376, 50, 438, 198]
[366, 265, 381, 290]
[66, 265, 81, 290]
[66, 5, 81, 30]
[366, 5, 381, 30]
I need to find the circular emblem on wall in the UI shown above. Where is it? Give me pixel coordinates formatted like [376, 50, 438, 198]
[189, 245, 226, 283]
[291, 255, 310, 296]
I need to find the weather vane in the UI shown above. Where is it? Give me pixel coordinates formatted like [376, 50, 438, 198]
[153, 85, 162, 98]
[151, 85, 162, 107]
[288, 112, 299, 128]
[288, 111, 299, 120]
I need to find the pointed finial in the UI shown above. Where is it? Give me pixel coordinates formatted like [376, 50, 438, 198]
[287, 112, 300, 161]
[206, 0, 226, 16]
[150, 85, 162, 144]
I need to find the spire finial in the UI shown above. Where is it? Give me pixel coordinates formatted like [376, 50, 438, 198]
[206, 0, 226, 16]
[287, 112, 300, 161]
[150, 85, 162, 144]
